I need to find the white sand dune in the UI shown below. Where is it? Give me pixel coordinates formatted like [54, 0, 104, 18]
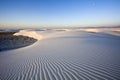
[79, 28, 120, 36]
[82, 29, 99, 33]
[100, 28, 120, 36]
[115, 30, 120, 32]
[14, 30, 42, 40]
[112, 28, 120, 32]
[0, 29, 120, 80]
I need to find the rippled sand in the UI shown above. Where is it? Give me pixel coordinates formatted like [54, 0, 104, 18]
[0, 29, 120, 80]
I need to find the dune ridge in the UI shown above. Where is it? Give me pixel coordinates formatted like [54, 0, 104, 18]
[14, 30, 42, 40]
[81, 29, 99, 33]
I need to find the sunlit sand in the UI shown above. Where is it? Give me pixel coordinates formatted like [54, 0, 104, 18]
[82, 29, 99, 33]
[113, 29, 120, 32]
[14, 30, 42, 40]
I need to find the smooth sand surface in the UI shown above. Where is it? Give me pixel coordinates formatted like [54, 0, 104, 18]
[0, 29, 120, 80]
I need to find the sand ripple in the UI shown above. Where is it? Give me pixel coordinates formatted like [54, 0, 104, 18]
[0, 56, 120, 80]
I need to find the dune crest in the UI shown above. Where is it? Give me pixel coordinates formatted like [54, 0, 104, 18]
[82, 29, 99, 33]
[14, 30, 42, 40]
[114, 29, 120, 32]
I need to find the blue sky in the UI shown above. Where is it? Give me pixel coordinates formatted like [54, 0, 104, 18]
[0, 0, 120, 28]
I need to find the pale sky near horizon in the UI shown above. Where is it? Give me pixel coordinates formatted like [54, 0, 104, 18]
[0, 0, 120, 28]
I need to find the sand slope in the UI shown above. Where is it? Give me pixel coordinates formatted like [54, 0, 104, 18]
[0, 30, 120, 80]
